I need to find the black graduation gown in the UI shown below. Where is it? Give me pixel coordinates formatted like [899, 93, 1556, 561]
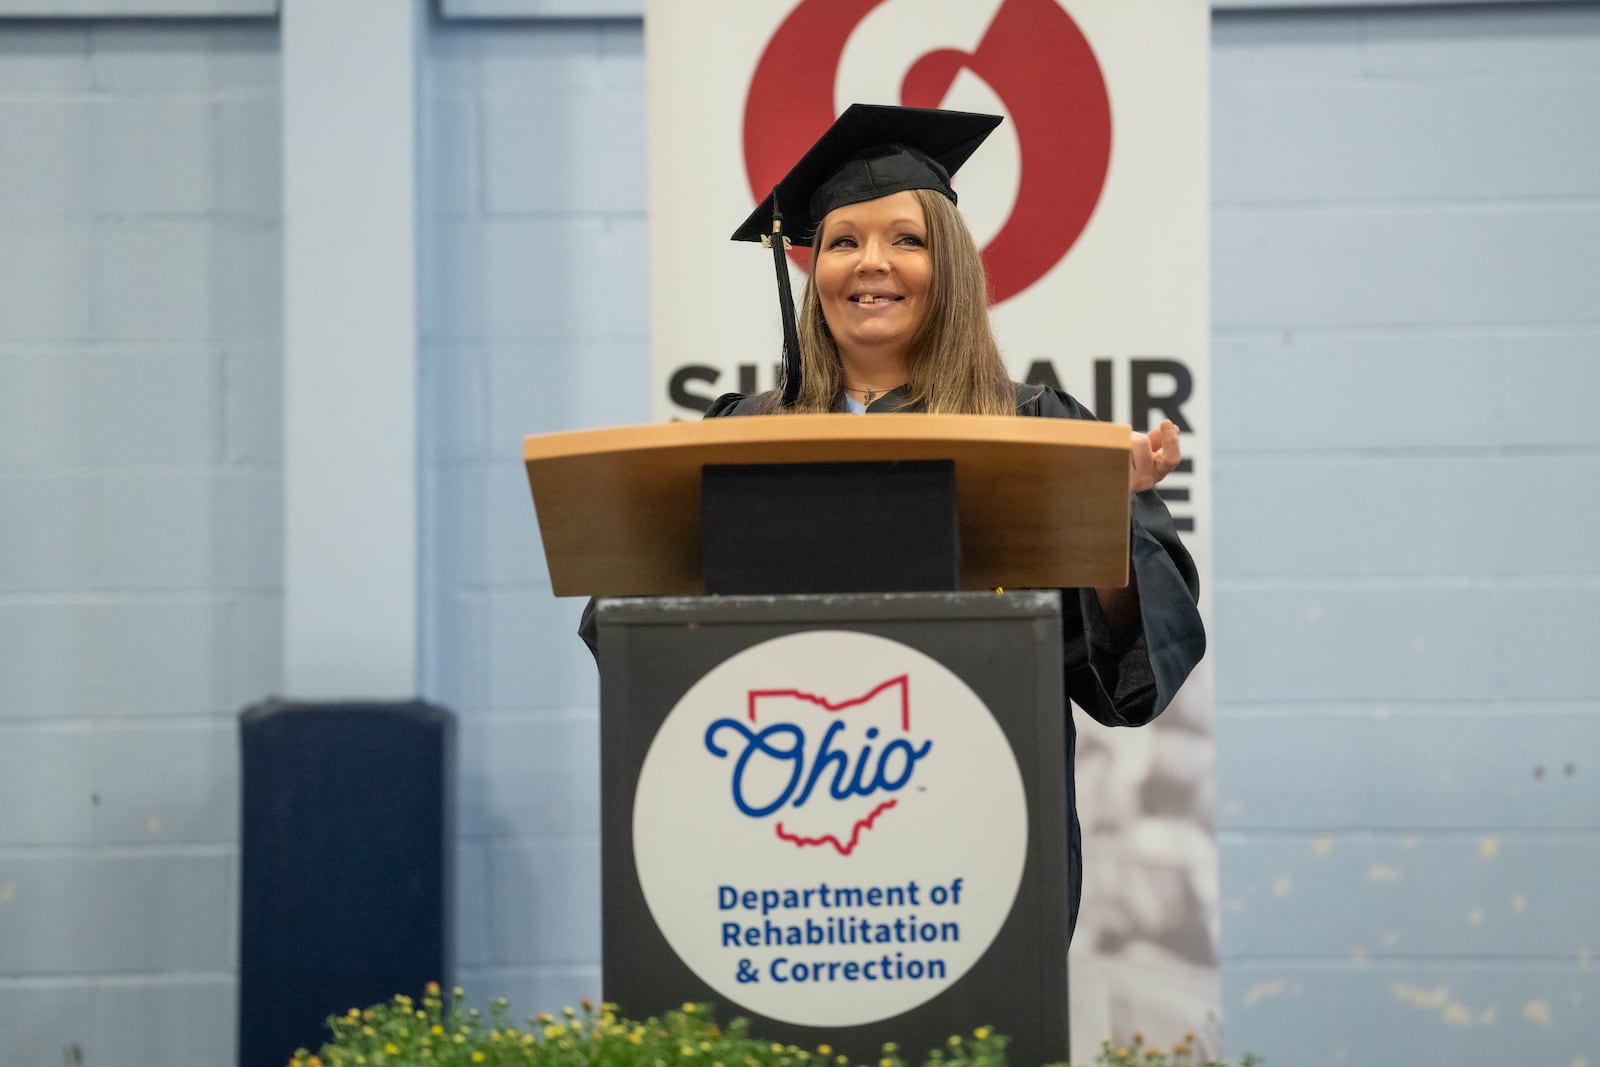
[580, 383, 1205, 934]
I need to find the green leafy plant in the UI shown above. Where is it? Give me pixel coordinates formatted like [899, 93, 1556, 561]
[292, 986, 1256, 1067]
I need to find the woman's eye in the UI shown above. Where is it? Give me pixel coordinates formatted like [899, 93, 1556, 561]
[897, 234, 926, 247]
[829, 236, 857, 249]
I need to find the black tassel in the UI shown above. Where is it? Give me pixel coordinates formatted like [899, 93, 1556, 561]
[769, 205, 803, 408]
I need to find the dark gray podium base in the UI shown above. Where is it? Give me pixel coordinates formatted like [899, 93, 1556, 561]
[595, 591, 1070, 1066]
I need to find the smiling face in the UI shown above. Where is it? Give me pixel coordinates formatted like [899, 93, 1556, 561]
[812, 190, 933, 378]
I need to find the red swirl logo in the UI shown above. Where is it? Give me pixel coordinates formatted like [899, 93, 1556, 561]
[743, 0, 1112, 305]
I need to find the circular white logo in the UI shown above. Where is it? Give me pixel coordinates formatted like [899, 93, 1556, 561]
[633, 630, 1028, 1026]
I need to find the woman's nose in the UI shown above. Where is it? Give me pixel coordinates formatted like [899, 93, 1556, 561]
[856, 237, 890, 272]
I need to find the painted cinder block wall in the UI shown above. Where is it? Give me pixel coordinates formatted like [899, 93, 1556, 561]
[1209, 7, 1600, 1064]
[0, 18, 282, 1067]
[1, 4, 1597, 1066]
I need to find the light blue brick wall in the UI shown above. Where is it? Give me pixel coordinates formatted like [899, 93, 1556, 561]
[418, 16, 647, 1016]
[0, 18, 280, 1067]
[1212, 5, 1600, 1065]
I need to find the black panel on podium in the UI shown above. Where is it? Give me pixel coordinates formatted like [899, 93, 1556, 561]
[702, 460, 959, 594]
[238, 699, 454, 1067]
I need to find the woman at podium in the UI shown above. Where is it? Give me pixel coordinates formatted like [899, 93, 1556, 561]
[716, 103, 1204, 733]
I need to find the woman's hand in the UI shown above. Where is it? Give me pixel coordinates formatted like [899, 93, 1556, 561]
[1130, 419, 1182, 494]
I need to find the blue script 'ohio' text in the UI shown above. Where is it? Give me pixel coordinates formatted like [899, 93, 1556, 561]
[703, 719, 933, 818]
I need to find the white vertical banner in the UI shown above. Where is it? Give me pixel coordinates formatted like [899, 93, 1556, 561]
[646, 0, 1216, 1055]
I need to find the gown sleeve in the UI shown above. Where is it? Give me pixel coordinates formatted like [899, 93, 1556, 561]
[1026, 386, 1205, 728]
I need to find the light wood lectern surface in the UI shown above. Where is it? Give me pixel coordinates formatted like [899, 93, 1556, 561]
[522, 413, 1131, 597]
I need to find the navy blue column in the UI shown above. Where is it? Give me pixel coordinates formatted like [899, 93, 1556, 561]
[238, 700, 454, 1067]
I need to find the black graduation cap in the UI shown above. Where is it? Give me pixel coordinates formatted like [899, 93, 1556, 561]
[733, 104, 1003, 406]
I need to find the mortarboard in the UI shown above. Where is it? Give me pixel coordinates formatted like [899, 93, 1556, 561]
[732, 104, 1004, 407]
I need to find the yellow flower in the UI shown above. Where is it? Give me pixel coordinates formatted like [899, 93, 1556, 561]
[536, 1013, 554, 1025]
[684, 1003, 700, 1014]
[817, 1046, 832, 1056]
[425, 980, 441, 996]
[453, 1034, 466, 1045]
[973, 1027, 990, 1040]
[628, 1033, 643, 1045]
[362, 1027, 376, 1038]
[471, 1054, 485, 1064]
[308, 1059, 323, 1067]
[947, 1036, 961, 1048]
[453, 987, 466, 999]
[681, 1046, 695, 1057]
[431, 1026, 444, 1036]
[1117, 1049, 1131, 1060]
[880, 1059, 894, 1067]
[384, 1045, 399, 1056]
[545, 1025, 564, 1040]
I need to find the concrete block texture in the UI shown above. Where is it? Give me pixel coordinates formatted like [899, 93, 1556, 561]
[91, 979, 238, 1067]
[0, 471, 281, 593]
[91, 97, 215, 216]
[0, 25, 91, 91]
[488, 839, 602, 965]
[1221, 832, 1600, 959]
[0, 16, 276, 1067]
[456, 713, 600, 839]
[1213, 204, 1600, 330]
[1214, 79, 1600, 205]
[0, 851, 232, 974]
[1222, 963, 1600, 1067]
[1214, 585, 1499, 701]
[87, 21, 278, 91]
[0, 99, 95, 214]
[425, 217, 624, 340]
[489, 338, 652, 440]
[0, 347, 223, 467]
[0, 595, 281, 720]
[1362, 3, 1600, 76]
[91, 721, 239, 845]
[1220, 707, 1600, 831]
[482, 87, 645, 215]
[1211, 329, 1600, 454]
[0, 726, 96, 845]
[1211, 5, 1600, 1063]
[0, 223, 94, 341]
[0, 984, 95, 1067]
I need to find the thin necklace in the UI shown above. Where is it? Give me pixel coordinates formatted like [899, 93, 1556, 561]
[844, 383, 904, 406]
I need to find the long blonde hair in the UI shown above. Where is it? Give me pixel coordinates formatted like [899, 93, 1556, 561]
[783, 188, 1015, 415]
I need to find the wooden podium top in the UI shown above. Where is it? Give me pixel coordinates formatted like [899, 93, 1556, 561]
[522, 413, 1131, 597]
